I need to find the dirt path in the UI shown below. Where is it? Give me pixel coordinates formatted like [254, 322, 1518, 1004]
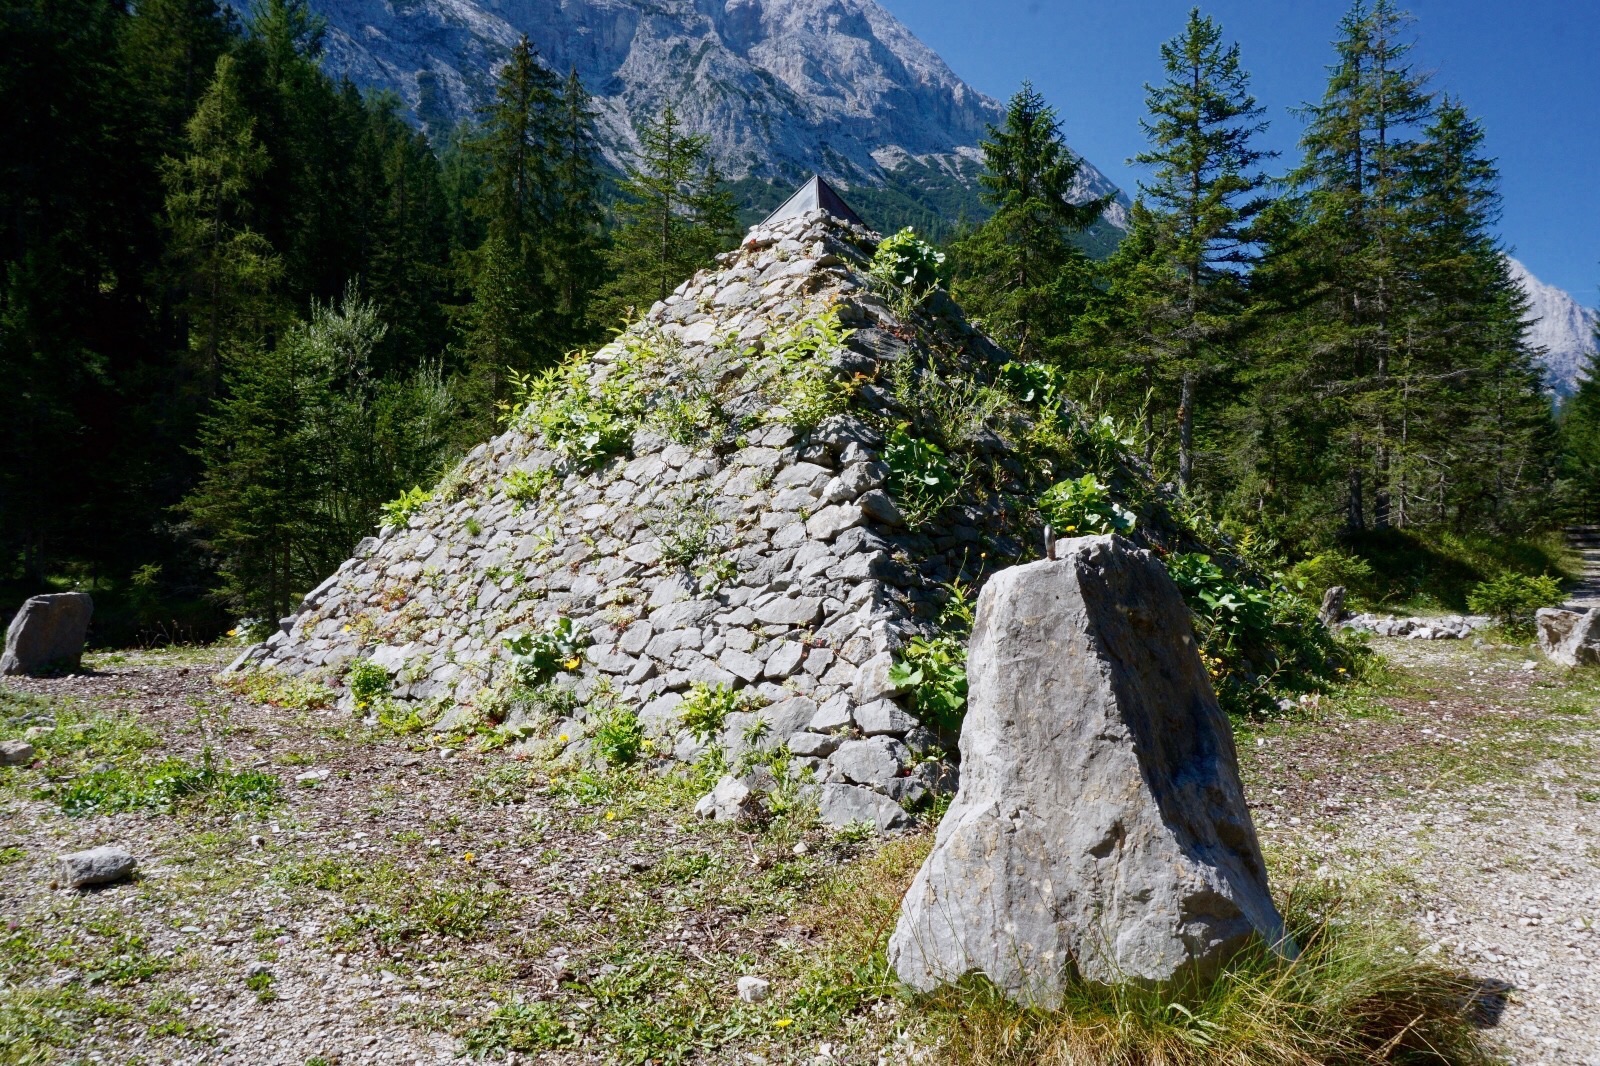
[1, 638, 1597, 1064]
[1240, 638, 1600, 1066]
[1561, 526, 1600, 611]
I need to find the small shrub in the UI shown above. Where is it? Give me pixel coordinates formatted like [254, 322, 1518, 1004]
[343, 658, 391, 712]
[379, 486, 430, 529]
[219, 669, 336, 711]
[504, 617, 589, 688]
[1038, 474, 1136, 537]
[1285, 549, 1375, 604]
[1467, 572, 1563, 636]
[869, 227, 945, 306]
[677, 682, 764, 742]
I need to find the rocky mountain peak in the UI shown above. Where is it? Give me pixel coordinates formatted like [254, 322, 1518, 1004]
[1507, 257, 1598, 397]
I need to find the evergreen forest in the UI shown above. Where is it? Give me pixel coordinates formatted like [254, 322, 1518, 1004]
[0, 0, 1592, 641]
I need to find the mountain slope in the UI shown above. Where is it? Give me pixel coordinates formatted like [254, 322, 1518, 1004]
[306, 0, 1127, 237]
[1507, 257, 1599, 397]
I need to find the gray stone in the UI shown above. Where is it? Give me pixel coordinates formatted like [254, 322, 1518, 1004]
[788, 731, 842, 758]
[809, 693, 853, 732]
[827, 736, 909, 789]
[1, 593, 93, 676]
[754, 596, 823, 627]
[736, 975, 770, 1003]
[59, 845, 138, 889]
[761, 696, 819, 738]
[854, 698, 914, 736]
[721, 648, 766, 683]
[889, 538, 1287, 1003]
[1537, 607, 1600, 666]
[1317, 585, 1347, 627]
[858, 490, 905, 527]
[806, 503, 863, 542]
[693, 775, 755, 822]
[762, 641, 805, 678]
[0, 739, 35, 765]
[852, 652, 904, 704]
[818, 783, 911, 832]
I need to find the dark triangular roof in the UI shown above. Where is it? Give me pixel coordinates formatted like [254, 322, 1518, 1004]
[759, 175, 867, 229]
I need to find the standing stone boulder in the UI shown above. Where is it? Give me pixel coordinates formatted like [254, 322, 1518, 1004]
[1318, 585, 1347, 628]
[889, 536, 1287, 1004]
[1, 593, 93, 676]
[1536, 607, 1600, 666]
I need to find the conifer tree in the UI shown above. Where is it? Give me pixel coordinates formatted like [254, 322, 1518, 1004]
[598, 103, 738, 321]
[460, 36, 563, 395]
[545, 68, 608, 351]
[163, 53, 284, 390]
[1104, 10, 1272, 493]
[1283, 0, 1434, 530]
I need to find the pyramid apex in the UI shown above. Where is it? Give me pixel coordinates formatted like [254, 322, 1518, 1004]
[759, 175, 867, 230]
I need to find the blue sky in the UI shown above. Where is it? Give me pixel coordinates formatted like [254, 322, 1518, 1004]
[879, 0, 1600, 304]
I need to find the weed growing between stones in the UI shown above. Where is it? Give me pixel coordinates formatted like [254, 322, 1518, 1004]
[218, 668, 336, 711]
[911, 885, 1496, 1066]
[767, 307, 860, 432]
[379, 485, 432, 528]
[677, 681, 766, 742]
[500, 466, 555, 510]
[890, 580, 975, 734]
[344, 657, 391, 712]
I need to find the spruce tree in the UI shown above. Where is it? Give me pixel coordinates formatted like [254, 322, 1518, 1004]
[545, 68, 608, 350]
[598, 103, 738, 321]
[948, 83, 1109, 363]
[1107, 10, 1273, 493]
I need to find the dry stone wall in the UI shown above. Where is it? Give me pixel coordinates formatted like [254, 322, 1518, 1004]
[229, 208, 1081, 824]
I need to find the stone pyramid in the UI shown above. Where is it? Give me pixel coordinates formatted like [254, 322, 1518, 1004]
[230, 195, 1149, 828]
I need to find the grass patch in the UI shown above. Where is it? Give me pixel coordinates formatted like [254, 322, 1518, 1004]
[47, 750, 281, 817]
[911, 885, 1495, 1066]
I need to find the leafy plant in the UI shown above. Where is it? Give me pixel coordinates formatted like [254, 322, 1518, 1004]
[502, 466, 555, 509]
[883, 423, 960, 527]
[768, 308, 858, 432]
[593, 702, 645, 767]
[502, 344, 654, 467]
[1038, 474, 1136, 537]
[677, 682, 764, 742]
[1467, 572, 1563, 636]
[379, 486, 431, 529]
[343, 658, 391, 712]
[463, 516, 483, 537]
[869, 227, 945, 305]
[1165, 553, 1352, 717]
[504, 616, 589, 688]
[49, 750, 281, 817]
[889, 580, 974, 733]
[651, 496, 726, 569]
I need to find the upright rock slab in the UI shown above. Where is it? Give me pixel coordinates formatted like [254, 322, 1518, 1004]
[889, 536, 1285, 1003]
[1, 593, 93, 676]
[1536, 607, 1600, 666]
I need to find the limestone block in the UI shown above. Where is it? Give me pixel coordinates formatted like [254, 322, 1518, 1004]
[1, 593, 93, 676]
[890, 537, 1287, 1003]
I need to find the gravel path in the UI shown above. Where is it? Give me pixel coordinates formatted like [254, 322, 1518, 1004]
[2, 637, 1597, 1064]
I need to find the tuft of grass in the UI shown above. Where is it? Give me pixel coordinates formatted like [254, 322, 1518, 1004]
[220, 668, 336, 711]
[911, 885, 1496, 1066]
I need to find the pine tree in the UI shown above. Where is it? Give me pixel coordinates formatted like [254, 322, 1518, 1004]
[598, 103, 738, 321]
[545, 68, 607, 348]
[163, 53, 284, 391]
[460, 36, 563, 394]
[1107, 10, 1273, 493]
[1284, 0, 1434, 530]
[1406, 100, 1553, 528]
[947, 83, 1110, 363]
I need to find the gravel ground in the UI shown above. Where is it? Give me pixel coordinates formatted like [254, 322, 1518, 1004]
[2, 635, 1597, 1064]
